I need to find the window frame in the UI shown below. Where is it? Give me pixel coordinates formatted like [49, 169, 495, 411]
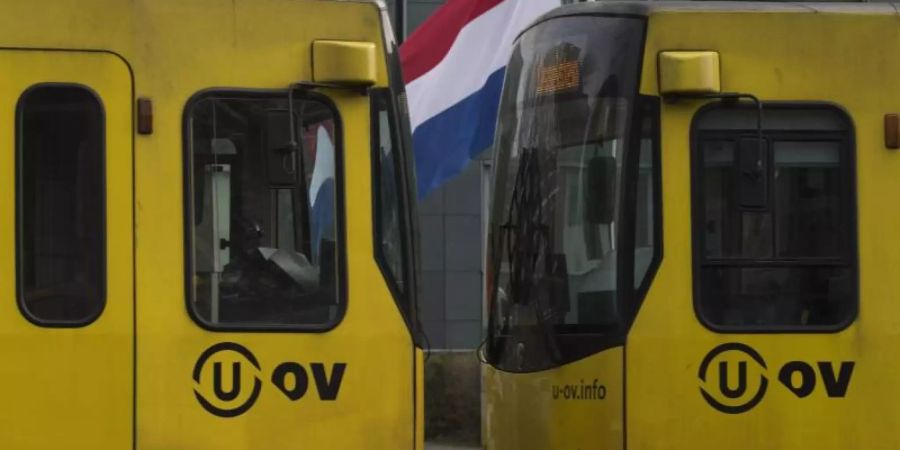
[15, 82, 108, 328]
[182, 88, 347, 333]
[623, 95, 664, 325]
[370, 88, 418, 333]
[690, 102, 859, 333]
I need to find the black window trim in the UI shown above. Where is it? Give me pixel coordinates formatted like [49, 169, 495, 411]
[16, 82, 108, 328]
[182, 88, 348, 333]
[689, 101, 859, 334]
[623, 94, 664, 328]
[370, 87, 419, 338]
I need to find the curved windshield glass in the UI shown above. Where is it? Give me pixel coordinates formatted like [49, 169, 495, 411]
[487, 16, 654, 370]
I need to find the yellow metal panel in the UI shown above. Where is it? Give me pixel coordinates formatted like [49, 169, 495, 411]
[123, 1, 416, 448]
[486, 5, 900, 450]
[0, 50, 133, 450]
[484, 348, 624, 450]
[630, 8, 900, 450]
[313, 40, 378, 86]
[657, 50, 720, 95]
[416, 348, 426, 450]
[0, 0, 416, 448]
[137, 91, 414, 448]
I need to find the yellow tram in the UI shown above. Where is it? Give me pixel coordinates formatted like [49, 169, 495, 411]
[483, 2, 900, 449]
[0, 1, 424, 449]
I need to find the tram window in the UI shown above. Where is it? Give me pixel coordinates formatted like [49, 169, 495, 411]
[18, 85, 105, 325]
[693, 105, 857, 331]
[186, 92, 342, 330]
[372, 89, 409, 304]
[633, 104, 659, 292]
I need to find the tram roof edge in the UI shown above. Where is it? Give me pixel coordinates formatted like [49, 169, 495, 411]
[522, 0, 900, 35]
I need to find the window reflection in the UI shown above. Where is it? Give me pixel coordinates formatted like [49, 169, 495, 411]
[189, 94, 340, 328]
[695, 107, 855, 329]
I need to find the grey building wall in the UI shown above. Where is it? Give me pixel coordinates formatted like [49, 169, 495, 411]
[404, 0, 488, 350]
[418, 160, 487, 349]
[383, 0, 445, 41]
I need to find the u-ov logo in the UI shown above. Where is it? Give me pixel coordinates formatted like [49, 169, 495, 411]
[193, 342, 263, 418]
[193, 342, 348, 418]
[698, 343, 855, 414]
[698, 343, 768, 414]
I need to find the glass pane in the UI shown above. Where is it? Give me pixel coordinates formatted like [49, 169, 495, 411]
[634, 106, 657, 290]
[189, 94, 339, 328]
[741, 211, 773, 258]
[19, 85, 105, 324]
[702, 140, 736, 257]
[489, 16, 645, 334]
[702, 141, 774, 258]
[694, 106, 856, 331]
[275, 189, 296, 252]
[700, 266, 852, 328]
[374, 93, 406, 295]
[774, 141, 842, 257]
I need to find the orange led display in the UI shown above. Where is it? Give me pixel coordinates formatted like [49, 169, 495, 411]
[536, 59, 580, 95]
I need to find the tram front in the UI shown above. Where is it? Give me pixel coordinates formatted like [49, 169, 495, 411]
[483, 8, 661, 450]
[483, 0, 900, 448]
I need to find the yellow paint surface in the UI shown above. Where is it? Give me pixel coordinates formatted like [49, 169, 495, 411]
[0, 1, 419, 449]
[630, 7, 900, 450]
[0, 50, 133, 450]
[486, 4, 900, 450]
[484, 348, 624, 450]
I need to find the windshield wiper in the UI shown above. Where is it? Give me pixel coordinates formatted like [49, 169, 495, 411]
[500, 146, 562, 365]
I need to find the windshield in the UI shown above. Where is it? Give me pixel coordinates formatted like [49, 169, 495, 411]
[486, 16, 654, 370]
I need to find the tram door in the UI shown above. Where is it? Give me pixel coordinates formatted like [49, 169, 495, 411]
[0, 51, 134, 449]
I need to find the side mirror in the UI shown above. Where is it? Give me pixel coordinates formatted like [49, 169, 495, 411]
[585, 156, 617, 224]
[738, 137, 769, 210]
[312, 40, 377, 86]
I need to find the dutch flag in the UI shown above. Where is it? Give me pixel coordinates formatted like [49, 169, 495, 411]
[400, 0, 560, 198]
[309, 125, 335, 263]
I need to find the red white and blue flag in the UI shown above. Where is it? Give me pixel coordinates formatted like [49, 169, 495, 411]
[400, 0, 559, 197]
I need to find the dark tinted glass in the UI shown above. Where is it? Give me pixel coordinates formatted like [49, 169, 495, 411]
[486, 16, 656, 372]
[702, 140, 737, 257]
[373, 90, 407, 297]
[774, 141, 842, 257]
[700, 266, 853, 327]
[19, 85, 105, 324]
[490, 16, 644, 337]
[702, 140, 776, 258]
[633, 105, 658, 290]
[694, 106, 855, 330]
[187, 94, 340, 329]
